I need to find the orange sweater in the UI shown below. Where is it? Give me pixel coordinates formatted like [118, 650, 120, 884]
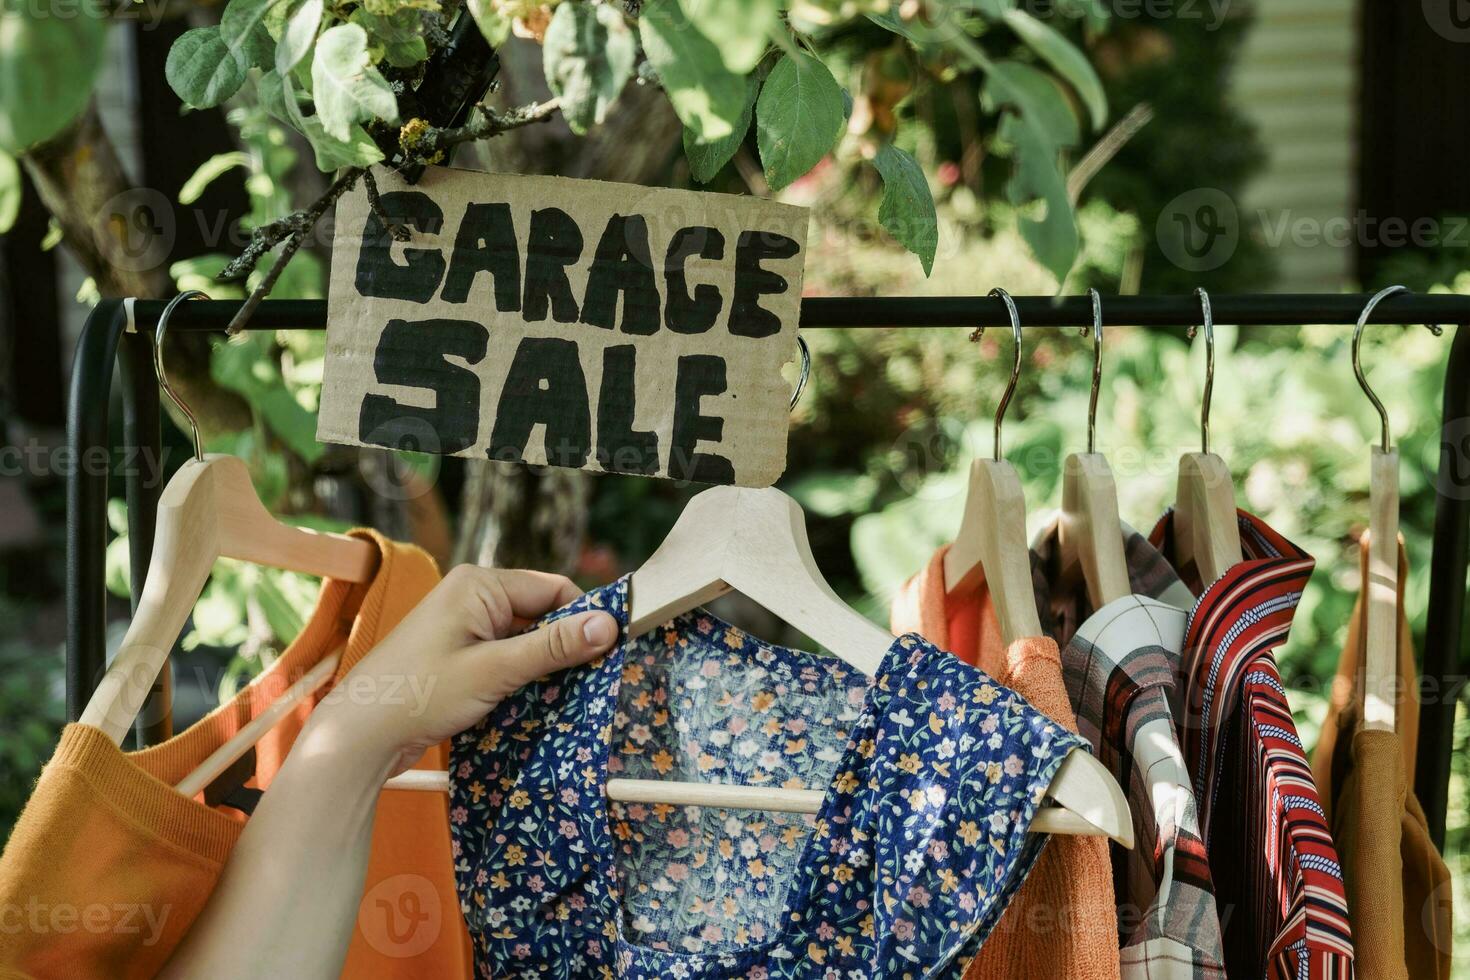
[0, 531, 472, 980]
[892, 545, 1121, 980]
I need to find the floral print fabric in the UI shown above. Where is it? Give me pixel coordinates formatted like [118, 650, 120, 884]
[449, 576, 1086, 979]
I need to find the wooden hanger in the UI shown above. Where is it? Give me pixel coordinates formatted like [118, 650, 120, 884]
[82, 292, 378, 746]
[1056, 290, 1131, 609]
[1173, 288, 1241, 586]
[388, 335, 1133, 846]
[1352, 286, 1440, 734]
[943, 288, 1044, 644]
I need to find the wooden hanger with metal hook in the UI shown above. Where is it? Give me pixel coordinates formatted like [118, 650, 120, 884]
[1173, 288, 1243, 587]
[1353, 285, 1441, 734]
[943, 288, 1045, 643]
[79, 291, 379, 749]
[1056, 289, 1132, 609]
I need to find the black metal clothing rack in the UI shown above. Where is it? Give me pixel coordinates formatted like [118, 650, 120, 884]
[66, 293, 1470, 846]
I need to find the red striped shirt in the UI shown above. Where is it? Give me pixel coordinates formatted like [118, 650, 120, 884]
[1151, 509, 1354, 979]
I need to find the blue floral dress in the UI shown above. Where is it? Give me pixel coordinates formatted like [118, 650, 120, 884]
[449, 577, 1085, 979]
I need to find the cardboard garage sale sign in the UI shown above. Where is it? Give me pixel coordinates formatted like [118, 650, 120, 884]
[318, 166, 808, 486]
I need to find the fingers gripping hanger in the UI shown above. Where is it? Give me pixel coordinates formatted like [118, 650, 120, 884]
[81, 292, 378, 746]
[1353, 286, 1440, 734]
[1173, 288, 1243, 587]
[942, 289, 1045, 643]
[1057, 290, 1131, 608]
[392, 335, 1134, 845]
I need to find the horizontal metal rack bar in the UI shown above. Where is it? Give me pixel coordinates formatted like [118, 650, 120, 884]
[123, 293, 1470, 331]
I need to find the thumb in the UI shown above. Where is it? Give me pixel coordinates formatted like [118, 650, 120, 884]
[477, 610, 620, 693]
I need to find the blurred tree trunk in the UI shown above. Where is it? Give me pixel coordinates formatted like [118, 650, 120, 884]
[452, 38, 682, 573]
[23, 100, 251, 436]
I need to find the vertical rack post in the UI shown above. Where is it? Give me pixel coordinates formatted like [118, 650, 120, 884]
[65, 300, 127, 722]
[119, 326, 170, 745]
[1418, 321, 1470, 848]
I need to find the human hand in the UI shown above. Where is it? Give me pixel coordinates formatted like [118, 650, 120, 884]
[308, 565, 619, 780]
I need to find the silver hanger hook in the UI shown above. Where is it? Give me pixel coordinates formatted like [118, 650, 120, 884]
[155, 290, 210, 462]
[1185, 287, 1215, 456]
[1084, 288, 1104, 454]
[789, 334, 812, 412]
[970, 287, 1023, 461]
[1352, 285, 1441, 453]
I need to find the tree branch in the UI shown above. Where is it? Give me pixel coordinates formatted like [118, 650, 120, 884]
[221, 168, 362, 334]
[219, 168, 363, 284]
[220, 98, 563, 334]
[398, 98, 561, 165]
[361, 167, 409, 242]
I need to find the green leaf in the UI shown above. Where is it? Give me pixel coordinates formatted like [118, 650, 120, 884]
[682, 70, 758, 183]
[542, 3, 636, 135]
[251, 568, 308, 641]
[221, 0, 286, 70]
[350, 7, 428, 69]
[467, 0, 512, 45]
[982, 60, 1079, 149]
[785, 472, 878, 518]
[105, 534, 132, 599]
[0, 0, 106, 153]
[277, 0, 324, 74]
[211, 333, 325, 464]
[241, 22, 276, 71]
[872, 143, 937, 276]
[171, 253, 247, 298]
[1001, 9, 1106, 129]
[864, 10, 929, 45]
[304, 120, 384, 170]
[179, 152, 250, 205]
[677, 0, 777, 74]
[106, 497, 130, 535]
[166, 27, 248, 109]
[311, 24, 399, 142]
[756, 50, 845, 192]
[249, 247, 323, 299]
[0, 152, 19, 235]
[639, 0, 748, 142]
[263, 69, 384, 173]
[1001, 112, 1077, 283]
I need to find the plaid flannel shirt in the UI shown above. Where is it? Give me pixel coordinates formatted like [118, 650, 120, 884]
[1030, 520, 1226, 979]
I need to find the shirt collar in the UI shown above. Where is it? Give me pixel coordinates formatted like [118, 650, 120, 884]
[1148, 507, 1313, 598]
[1029, 514, 1194, 649]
